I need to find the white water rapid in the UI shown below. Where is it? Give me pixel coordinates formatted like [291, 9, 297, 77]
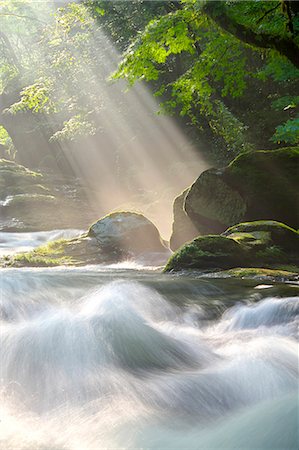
[0, 233, 298, 449]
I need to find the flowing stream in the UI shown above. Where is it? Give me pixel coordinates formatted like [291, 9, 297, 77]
[0, 231, 298, 449]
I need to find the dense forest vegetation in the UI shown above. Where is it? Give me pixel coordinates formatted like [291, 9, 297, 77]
[0, 0, 298, 169]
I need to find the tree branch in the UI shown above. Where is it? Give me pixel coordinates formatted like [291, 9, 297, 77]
[257, 3, 280, 24]
[203, 1, 299, 69]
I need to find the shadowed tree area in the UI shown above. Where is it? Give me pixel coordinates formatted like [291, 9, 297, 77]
[0, 0, 298, 169]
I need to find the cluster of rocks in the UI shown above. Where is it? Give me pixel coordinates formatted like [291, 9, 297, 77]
[165, 220, 299, 274]
[166, 147, 299, 278]
[1, 147, 299, 278]
[170, 147, 299, 250]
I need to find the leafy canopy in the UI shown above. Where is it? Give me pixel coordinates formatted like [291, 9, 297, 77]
[113, 0, 299, 146]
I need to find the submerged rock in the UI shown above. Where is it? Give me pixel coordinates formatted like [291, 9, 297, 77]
[170, 147, 299, 246]
[164, 220, 299, 272]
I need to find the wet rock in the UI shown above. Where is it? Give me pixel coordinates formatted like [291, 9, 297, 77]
[170, 147, 299, 246]
[224, 147, 299, 228]
[88, 211, 168, 257]
[185, 169, 246, 234]
[165, 235, 246, 272]
[224, 220, 299, 253]
[170, 189, 199, 251]
[164, 220, 299, 272]
[5, 211, 170, 267]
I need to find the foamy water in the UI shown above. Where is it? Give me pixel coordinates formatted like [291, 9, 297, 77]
[0, 258, 298, 449]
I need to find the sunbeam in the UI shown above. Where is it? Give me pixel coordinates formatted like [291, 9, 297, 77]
[3, 0, 209, 238]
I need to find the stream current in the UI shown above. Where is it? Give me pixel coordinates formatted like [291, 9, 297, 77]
[0, 231, 298, 449]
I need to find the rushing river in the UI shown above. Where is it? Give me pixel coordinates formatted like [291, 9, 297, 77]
[0, 231, 298, 449]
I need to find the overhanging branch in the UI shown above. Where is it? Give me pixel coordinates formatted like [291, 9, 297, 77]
[203, 1, 299, 69]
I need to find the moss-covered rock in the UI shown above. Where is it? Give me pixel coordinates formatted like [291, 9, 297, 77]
[224, 220, 299, 253]
[4, 235, 111, 267]
[165, 235, 246, 272]
[6, 239, 74, 267]
[178, 148, 299, 238]
[225, 147, 299, 228]
[5, 211, 170, 268]
[164, 220, 299, 272]
[170, 188, 199, 251]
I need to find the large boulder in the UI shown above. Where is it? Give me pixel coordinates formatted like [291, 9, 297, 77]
[185, 169, 246, 235]
[170, 189, 199, 251]
[164, 220, 299, 272]
[88, 211, 168, 257]
[224, 147, 299, 227]
[171, 148, 299, 246]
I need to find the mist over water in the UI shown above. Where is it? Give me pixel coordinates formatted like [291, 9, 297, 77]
[0, 230, 84, 256]
[0, 260, 298, 449]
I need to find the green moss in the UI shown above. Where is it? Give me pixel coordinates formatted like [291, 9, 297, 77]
[8, 239, 73, 267]
[227, 231, 270, 246]
[164, 235, 246, 272]
[164, 220, 299, 273]
[3, 234, 108, 268]
[224, 220, 299, 252]
[225, 220, 298, 234]
[223, 267, 298, 279]
[228, 147, 299, 169]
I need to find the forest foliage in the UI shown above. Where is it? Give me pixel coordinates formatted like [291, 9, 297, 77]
[0, 0, 298, 163]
